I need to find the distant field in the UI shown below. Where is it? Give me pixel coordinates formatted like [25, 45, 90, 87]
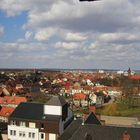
[96, 102, 140, 118]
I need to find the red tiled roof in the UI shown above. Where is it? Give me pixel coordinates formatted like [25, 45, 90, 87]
[64, 82, 71, 90]
[0, 96, 27, 105]
[129, 75, 140, 80]
[108, 87, 121, 91]
[83, 85, 93, 91]
[73, 93, 87, 100]
[0, 106, 14, 117]
[93, 86, 108, 92]
[0, 97, 4, 103]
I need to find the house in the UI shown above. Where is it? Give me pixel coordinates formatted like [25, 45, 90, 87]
[8, 96, 74, 140]
[15, 84, 23, 90]
[0, 106, 14, 122]
[71, 82, 82, 95]
[0, 96, 27, 108]
[73, 93, 88, 107]
[94, 92, 104, 107]
[117, 70, 124, 75]
[88, 93, 97, 105]
[108, 87, 122, 97]
[59, 112, 140, 140]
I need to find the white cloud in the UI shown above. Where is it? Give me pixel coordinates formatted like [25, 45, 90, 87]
[55, 42, 80, 50]
[1, 0, 140, 69]
[89, 43, 97, 49]
[0, 0, 57, 17]
[98, 32, 139, 43]
[34, 28, 57, 41]
[65, 32, 87, 41]
[0, 0, 27, 16]
[0, 42, 47, 53]
[25, 31, 33, 40]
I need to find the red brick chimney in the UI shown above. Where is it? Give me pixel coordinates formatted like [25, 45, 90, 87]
[122, 131, 130, 140]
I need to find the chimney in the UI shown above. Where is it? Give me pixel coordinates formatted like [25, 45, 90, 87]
[84, 133, 92, 140]
[122, 131, 130, 140]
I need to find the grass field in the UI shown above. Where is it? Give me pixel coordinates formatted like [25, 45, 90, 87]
[96, 99, 140, 117]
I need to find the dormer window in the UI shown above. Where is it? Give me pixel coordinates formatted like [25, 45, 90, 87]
[29, 122, 36, 128]
[41, 123, 44, 129]
[6, 112, 9, 116]
[19, 121, 26, 127]
[10, 120, 16, 125]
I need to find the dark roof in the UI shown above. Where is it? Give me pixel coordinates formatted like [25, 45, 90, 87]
[30, 85, 40, 93]
[58, 119, 82, 140]
[61, 124, 140, 140]
[84, 112, 101, 125]
[94, 92, 104, 97]
[10, 102, 44, 120]
[10, 102, 60, 121]
[46, 95, 66, 106]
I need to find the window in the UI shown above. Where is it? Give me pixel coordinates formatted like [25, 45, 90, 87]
[29, 122, 36, 128]
[29, 132, 35, 138]
[32, 133, 35, 138]
[41, 133, 44, 139]
[23, 132, 26, 137]
[13, 130, 16, 136]
[10, 130, 16, 136]
[10, 130, 12, 135]
[19, 121, 26, 127]
[29, 132, 32, 138]
[41, 123, 44, 129]
[19, 131, 26, 137]
[19, 131, 22, 137]
[10, 120, 16, 125]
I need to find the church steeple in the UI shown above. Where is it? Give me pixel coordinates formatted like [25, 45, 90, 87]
[127, 67, 131, 76]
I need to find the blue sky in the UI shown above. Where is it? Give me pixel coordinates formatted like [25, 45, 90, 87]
[0, 0, 140, 70]
[0, 11, 27, 42]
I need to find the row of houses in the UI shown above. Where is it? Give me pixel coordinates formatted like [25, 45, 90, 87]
[7, 96, 73, 140]
[0, 95, 140, 140]
[0, 96, 27, 122]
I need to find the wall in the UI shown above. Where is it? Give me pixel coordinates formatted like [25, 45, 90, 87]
[44, 105, 62, 116]
[59, 108, 73, 135]
[1, 134, 8, 140]
[49, 133, 56, 140]
[8, 125, 39, 140]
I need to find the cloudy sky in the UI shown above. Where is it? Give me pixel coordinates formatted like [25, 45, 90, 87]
[0, 0, 140, 70]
